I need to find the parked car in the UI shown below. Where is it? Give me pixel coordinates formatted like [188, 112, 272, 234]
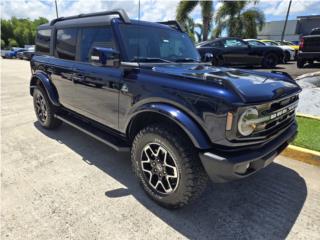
[30, 9, 301, 208]
[21, 48, 35, 61]
[260, 40, 296, 62]
[1, 47, 26, 59]
[17, 51, 24, 59]
[297, 28, 320, 68]
[275, 40, 299, 51]
[197, 37, 284, 68]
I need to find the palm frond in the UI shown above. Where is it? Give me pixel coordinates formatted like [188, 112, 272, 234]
[176, 1, 199, 23]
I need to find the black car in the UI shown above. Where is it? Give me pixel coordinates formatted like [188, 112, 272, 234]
[197, 37, 284, 68]
[297, 28, 320, 68]
[30, 9, 300, 208]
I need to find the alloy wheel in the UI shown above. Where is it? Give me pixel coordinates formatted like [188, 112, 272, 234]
[35, 91, 48, 123]
[140, 143, 179, 194]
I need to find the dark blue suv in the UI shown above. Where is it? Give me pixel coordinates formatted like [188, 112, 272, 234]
[30, 9, 301, 208]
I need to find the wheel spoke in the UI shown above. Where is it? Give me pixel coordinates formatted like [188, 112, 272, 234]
[140, 142, 179, 194]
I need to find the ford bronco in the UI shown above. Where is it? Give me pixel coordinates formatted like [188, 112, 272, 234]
[30, 9, 301, 208]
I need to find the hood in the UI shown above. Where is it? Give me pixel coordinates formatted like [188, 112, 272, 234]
[145, 64, 301, 103]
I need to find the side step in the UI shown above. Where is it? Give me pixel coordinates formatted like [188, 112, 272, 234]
[55, 113, 130, 152]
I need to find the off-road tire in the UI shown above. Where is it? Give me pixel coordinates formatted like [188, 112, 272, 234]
[262, 52, 278, 68]
[131, 124, 208, 208]
[33, 86, 62, 129]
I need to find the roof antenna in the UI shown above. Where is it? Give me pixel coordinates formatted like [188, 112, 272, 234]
[138, 0, 140, 21]
[138, 0, 141, 64]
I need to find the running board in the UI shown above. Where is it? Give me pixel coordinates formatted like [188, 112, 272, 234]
[55, 114, 130, 152]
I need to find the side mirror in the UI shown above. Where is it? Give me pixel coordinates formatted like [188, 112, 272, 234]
[90, 47, 120, 67]
[204, 53, 214, 63]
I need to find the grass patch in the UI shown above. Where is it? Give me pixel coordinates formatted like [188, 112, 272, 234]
[292, 116, 320, 152]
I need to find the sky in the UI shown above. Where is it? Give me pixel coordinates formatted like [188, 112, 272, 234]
[1, 0, 320, 24]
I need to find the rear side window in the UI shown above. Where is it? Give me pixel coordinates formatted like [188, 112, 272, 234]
[35, 29, 51, 55]
[55, 28, 78, 60]
[79, 27, 114, 62]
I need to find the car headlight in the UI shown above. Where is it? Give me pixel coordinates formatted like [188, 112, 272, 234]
[238, 108, 259, 136]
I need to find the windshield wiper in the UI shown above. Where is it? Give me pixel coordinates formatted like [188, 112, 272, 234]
[130, 57, 173, 63]
[174, 58, 200, 63]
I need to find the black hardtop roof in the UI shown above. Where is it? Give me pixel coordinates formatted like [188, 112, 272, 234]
[37, 9, 184, 32]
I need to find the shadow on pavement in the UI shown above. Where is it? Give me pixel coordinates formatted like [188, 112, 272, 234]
[35, 122, 307, 240]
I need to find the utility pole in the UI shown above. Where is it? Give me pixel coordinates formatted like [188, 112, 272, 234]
[281, 0, 292, 43]
[55, 0, 59, 18]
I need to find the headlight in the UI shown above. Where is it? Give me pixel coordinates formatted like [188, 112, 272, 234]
[238, 108, 259, 136]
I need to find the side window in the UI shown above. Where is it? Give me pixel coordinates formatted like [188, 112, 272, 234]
[55, 28, 78, 60]
[80, 27, 114, 62]
[223, 39, 247, 48]
[35, 29, 51, 55]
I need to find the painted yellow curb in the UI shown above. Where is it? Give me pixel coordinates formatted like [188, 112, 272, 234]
[296, 113, 320, 120]
[281, 145, 320, 166]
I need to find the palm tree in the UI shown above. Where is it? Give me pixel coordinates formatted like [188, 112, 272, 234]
[176, 1, 213, 41]
[213, 1, 265, 38]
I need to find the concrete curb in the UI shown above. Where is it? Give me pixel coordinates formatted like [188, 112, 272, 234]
[281, 113, 320, 166]
[296, 113, 320, 120]
[282, 145, 320, 167]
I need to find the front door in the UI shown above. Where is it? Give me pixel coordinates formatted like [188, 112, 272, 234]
[70, 26, 120, 129]
[221, 39, 250, 65]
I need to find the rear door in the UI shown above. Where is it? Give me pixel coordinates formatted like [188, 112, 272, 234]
[50, 28, 79, 108]
[70, 26, 120, 129]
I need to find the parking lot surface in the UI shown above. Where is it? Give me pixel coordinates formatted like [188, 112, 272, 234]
[1, 59, 320, 240]
[243, 61, 320, 79]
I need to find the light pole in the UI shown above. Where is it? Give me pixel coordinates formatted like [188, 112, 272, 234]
[281, 0, 292, 43]
[55, 0, 59, 18]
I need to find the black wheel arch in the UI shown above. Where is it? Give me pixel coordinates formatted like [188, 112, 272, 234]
[126, 104, 212, 149]
[30, 71, 60, 106]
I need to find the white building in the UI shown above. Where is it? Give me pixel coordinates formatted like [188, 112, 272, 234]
[258, 15, 320, 42]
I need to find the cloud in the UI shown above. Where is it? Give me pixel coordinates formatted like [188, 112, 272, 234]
[1, 0, 319, 23]
[1, 0, 56, 20]
[0, 0, 180, 21]
[261, 0, 320, 18]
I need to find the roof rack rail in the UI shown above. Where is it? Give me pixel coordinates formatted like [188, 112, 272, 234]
[50, 9, 130, 26]
[157, 21, 185, 32]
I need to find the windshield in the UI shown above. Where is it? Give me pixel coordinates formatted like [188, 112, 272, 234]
[119, 24, 200, 62]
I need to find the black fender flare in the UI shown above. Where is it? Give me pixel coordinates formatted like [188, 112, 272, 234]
[127, 103, 211, 149]
[30, 71, 60, 106]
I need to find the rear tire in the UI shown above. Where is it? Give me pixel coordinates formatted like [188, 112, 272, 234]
[33, 86, 62, 129]
[297, 59, 305, 68]
[131, 124, 208, 208]
[262, 52, 278, 68]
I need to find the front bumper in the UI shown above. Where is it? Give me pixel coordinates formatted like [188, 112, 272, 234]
[199, 123, 297, 183]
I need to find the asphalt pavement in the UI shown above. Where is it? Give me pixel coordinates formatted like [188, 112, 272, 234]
[1, 59, 320, 240]
[244, 61, 320, 79]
